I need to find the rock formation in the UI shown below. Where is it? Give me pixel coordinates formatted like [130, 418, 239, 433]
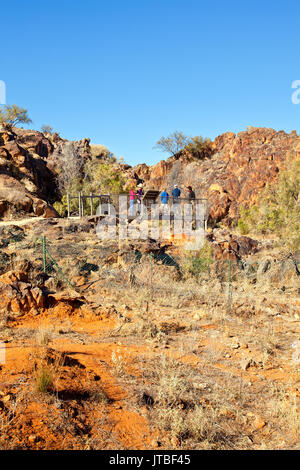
[1, 124, 300, 226]
[0, 125, 91, 219]
[129, 127, 300, 225]
[0, 125, 58, 217]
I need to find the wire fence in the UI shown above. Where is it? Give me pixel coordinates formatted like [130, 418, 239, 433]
[2, 223, 294, 314]
[37, 233, 238, 310]
[0, 224, 237, 299]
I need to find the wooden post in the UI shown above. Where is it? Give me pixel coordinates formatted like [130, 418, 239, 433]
[42, 235, 47, 273]
[81, 193, 84, 217]
[78, 192, 81, 218]
[67, 193, 70, 218]
[90, 193, 93, 216]
[150, 253, 153, 302]
[228, 259, 231, 302]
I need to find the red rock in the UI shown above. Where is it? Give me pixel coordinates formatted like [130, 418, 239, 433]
[0, 271, 46, 316]
[0, 128, 58, 218]
[43, 205, 60, 218]
[129, 127, 300, 226]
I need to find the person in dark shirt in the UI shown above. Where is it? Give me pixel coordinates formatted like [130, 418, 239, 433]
[136, 184, 144, 204]
[186, 186, 196, 200]
[172, 184, 181, 203]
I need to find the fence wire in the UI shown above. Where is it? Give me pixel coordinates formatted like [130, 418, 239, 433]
[0, 224, 275, 309]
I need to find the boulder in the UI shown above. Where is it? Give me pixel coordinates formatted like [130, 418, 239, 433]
[0, 128, 58, 219]
[33, 198, 47, 216]
[207, 229, 260, 260]
[267, 258, 300, 290]
[43, 205, 60, 219]
[0, 271, 46, 316]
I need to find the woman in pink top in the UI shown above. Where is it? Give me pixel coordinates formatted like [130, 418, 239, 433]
[129, 187, 136, 215]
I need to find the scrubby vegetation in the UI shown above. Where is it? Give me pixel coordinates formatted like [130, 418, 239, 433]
[237, 158, 300, 250]
[154, 131, 212, 160]
[184, 136, 213, 161]
[53, 146, 126, 216]
[41, 125, 54, 135]
[182, 242, 214, 278]
[1, 217, 300, 449]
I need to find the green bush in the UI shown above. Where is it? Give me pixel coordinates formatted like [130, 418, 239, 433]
[0, 104, 32, 127]
[183, 242, 214, 277]
[237, 158, 300, 250]
[35, 365, 53, 394]
[53, 155, 126, 215]
[237, 218, 249, 235]
[185, 136, 213, 160]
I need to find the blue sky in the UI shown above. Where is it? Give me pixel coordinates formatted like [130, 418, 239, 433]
[1, 0, 300, 166]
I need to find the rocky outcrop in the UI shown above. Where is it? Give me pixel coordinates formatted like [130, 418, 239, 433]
[129, 127, 300, 226]
[0, 271, 46, 316]
[206, 228, 260, 260]
[2, 124, 300, 225]
[0, 124, 93, 219]
[45, 134, 91, 174]
[0, 126, 59, 218]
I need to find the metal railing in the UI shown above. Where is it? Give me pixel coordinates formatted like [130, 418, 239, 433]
[66, 192, 209, 229]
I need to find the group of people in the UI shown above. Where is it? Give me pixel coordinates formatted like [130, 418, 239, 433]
[128, 173, 196, 215]
[129, 183, 144, 215]
[160, 185, 196, 206]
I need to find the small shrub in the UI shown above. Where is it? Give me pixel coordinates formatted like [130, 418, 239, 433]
[237, 218, 249, 235]
[35, 365, 53, 393]
[185, 136, 213, 161]
[183, 242, 214, 278]
[237, 158, 300, 250]
[90, 387, 111, 404]
[36, 327, 53, 346]
[111, 349, 125, 376]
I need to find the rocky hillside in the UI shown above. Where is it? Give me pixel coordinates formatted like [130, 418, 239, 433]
[1, 125, 300, 225]
[0, 125, 91, 219]
[130, 127, 300, 225]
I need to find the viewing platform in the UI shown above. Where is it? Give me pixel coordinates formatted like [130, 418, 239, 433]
[66, 191, 209, 230]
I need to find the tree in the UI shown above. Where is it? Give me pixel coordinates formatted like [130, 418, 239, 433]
[41, 125, 54, 135]
[83, 159, 126, 194]
[154, 131, 192, 156]
[0, 104, 32, 126]
[55, 142, 85, 194]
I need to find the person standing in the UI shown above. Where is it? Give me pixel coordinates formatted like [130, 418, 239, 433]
[186, 186, 196, 200]
[186, 186, 196, 223]
[172, 184, 181, 203]
[136, 184, 144, 204]
[160, 188, 169, 214]
[129, 186, 136, 215]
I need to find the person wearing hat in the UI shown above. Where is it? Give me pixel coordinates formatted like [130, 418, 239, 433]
[172, 184, 181, 203]
[136, 183, 144, 204]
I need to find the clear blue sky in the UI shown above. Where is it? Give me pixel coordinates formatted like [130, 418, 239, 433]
[1, 0, 300, 166]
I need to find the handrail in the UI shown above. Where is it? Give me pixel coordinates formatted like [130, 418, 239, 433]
[66, 192, 209, 224]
